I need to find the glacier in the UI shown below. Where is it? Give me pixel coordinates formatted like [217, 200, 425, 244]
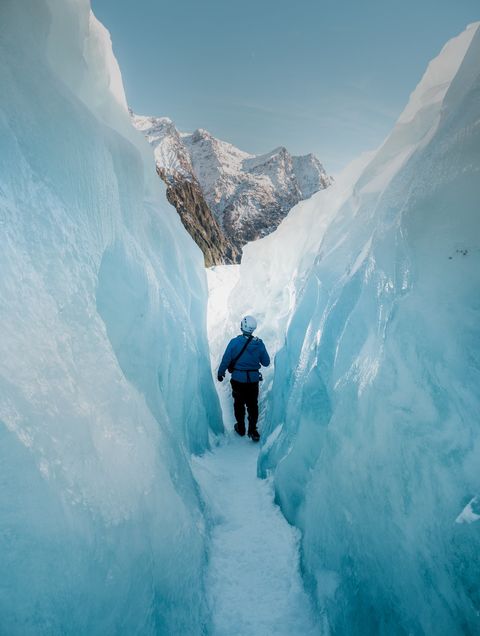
[2, 0, 480, 633]
[0, 0, 222, 633]
[216, 21, 480, 636]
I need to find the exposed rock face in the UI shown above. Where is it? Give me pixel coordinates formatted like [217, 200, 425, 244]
[183, 132, 332, 249]
[157, 167, 240, 267]
[132, 113, 332, 264]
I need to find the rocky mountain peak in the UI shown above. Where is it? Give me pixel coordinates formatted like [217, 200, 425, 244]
[132, 112, 332, 265]
[190, 128, 212, 142]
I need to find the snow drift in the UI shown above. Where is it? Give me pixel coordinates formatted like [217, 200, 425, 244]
[221, 22, 480, 635]
[0, 0, 222, 633]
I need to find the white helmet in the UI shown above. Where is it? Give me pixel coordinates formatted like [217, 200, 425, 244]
[241, 315, 257, 334]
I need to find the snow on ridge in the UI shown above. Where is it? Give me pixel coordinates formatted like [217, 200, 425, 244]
[292, 153, 331, 198]
[132, 113, 175, 132]
[184, 127, 253, 182]
[132, 112, 332, 248]
[131, 112, 194, 179]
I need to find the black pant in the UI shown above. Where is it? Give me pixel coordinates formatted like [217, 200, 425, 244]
[230, 380, 259, 432]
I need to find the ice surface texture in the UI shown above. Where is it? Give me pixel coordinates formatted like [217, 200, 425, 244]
[230, 23, 480, 635]
[0, 0, 222, 633]
[191, 439, 320, 636]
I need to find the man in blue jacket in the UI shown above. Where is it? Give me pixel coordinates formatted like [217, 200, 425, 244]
[217, 315, 270, 442]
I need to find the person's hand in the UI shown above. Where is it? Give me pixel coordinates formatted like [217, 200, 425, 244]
[217, 373, 224, 382]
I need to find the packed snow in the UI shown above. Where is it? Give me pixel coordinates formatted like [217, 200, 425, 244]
[200, 282, 322, 635]
[205, 267, 328, 636]
[191, 437, 321, 636]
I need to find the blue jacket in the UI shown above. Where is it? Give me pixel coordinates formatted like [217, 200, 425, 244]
[218, 334, 270, 383]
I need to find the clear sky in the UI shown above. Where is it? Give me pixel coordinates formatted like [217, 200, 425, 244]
[91, 0, 478, 173]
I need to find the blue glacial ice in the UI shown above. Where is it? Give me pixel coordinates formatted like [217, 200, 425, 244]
[2, 0, 480, 633]
[223, 22, 480, 636]
[0, 0, 222, 633]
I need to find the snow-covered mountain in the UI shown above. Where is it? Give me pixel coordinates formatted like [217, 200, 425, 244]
[132, 113, 332, 263]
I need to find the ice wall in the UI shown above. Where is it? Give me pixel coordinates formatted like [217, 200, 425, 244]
[231, 23, 480, 635]
[0, 0, 222, 633]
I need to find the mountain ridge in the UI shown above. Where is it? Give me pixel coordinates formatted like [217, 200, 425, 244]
[132, 112, 332, 264]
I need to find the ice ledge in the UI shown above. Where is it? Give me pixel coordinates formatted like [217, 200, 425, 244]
[398, 22, 479, 125]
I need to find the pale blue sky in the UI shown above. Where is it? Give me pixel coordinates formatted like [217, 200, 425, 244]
[92, 0, 478, 173]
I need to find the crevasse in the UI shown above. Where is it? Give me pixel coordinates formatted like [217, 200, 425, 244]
[2, 0, 480, 634]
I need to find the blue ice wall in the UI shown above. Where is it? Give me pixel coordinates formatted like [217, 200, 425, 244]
[0, 0, 221, 633]
[256, 24, 480, 635]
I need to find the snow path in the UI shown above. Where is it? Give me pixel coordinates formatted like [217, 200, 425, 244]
[191, 433, 321, 636]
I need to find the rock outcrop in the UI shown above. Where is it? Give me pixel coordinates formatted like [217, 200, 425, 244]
[157, 167, 240, 266]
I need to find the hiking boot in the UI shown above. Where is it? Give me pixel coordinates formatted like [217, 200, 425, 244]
[248, 428, 260, 442]
[234, 423, 245, 437]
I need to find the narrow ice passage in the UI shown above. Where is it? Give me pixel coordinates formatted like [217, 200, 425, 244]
[191, 435, 320, 636]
